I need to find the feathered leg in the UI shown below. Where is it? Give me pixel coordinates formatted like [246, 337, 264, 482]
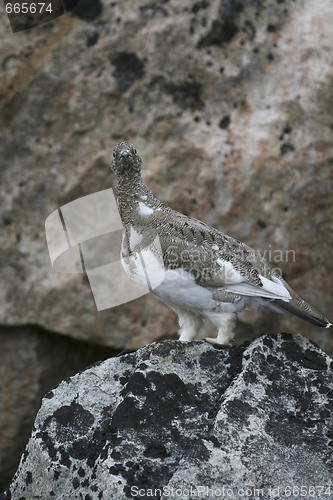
[204, 312, 236, 345]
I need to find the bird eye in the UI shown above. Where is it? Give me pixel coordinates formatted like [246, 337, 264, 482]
[112, 151, 116, 158]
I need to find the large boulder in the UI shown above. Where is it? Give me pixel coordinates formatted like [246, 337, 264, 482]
[0, 0, 332, 352]
[2, 334, 333, 499]
[0, 325, 118, 493]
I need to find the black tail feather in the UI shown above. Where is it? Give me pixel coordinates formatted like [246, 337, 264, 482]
[274, 299, 331, 329]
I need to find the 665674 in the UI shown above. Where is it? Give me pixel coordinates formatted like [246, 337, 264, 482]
[5, 3, 53, 14]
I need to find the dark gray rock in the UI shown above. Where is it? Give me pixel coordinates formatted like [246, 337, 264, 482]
[0, 325, 119, 493]
[2, 334, 333, 499]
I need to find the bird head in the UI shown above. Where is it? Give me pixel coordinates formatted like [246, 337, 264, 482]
[111, 141, 142, 177]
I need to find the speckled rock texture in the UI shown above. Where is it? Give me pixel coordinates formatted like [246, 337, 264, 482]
[0, 0, 332, 353]
[0, 326, 118, 492]
[2, 334, 333, 499]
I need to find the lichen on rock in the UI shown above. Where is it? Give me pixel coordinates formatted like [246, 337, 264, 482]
[2, 334, 333, 499]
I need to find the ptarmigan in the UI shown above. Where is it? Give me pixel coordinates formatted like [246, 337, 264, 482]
[111, 140, 331, 345]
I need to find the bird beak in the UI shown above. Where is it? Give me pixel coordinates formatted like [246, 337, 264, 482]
[120, 150, 131, 159]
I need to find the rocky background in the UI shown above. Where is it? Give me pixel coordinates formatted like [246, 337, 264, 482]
[0, 0, 333, 491]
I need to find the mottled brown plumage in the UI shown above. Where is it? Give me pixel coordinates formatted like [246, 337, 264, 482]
[111, 140, 331, 344]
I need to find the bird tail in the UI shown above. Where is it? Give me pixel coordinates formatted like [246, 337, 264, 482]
[272, 299, 331, 328]
[268, 276, 331, 329]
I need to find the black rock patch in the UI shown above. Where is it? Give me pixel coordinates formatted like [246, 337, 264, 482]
[86, 33, 99, 47]
[111, 52, 145, 91]
[280, 143, 295, 154]
[219, 115, 231, 129]
[68, 0, 102, 21]
[44, 402, 95, 442]
[163, 79, 204, 110]
[192, 0, 210, 14]
[143, 442, 170, 459]
[224, 399, 253, 426]
[198, 0, 250, 47]
[25, 471, 32, 485]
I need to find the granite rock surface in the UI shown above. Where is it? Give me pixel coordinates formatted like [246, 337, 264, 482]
[2, 334, 333, 499]
[0, 0, 332, 352]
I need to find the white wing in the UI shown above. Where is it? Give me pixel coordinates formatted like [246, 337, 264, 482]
[223, 273, 291, 302]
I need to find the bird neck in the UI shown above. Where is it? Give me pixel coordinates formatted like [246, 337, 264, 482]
[115, 174, 152, 224]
